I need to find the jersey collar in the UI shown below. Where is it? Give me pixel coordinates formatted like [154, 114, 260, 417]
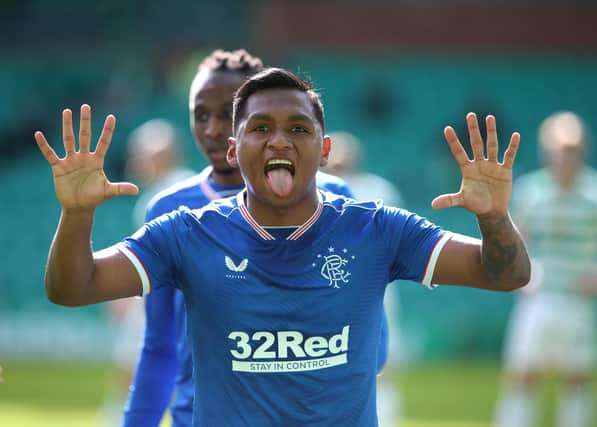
[236, 190, 323, 241]
[198, 166, 244, 201]
[199, 178, 221, 201]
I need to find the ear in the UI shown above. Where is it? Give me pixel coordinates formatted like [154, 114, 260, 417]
[226, 137, 239, 168]
[320, 135, 331, 167]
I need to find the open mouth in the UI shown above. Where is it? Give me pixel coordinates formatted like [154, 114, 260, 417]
[264, 159, 295, 197]
[264, 159, 295, 176]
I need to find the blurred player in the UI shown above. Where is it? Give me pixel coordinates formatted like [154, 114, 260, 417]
[125, 119, 195, 228]
[122, 51, 356, 427]
[99, 119, 194, 426]
[323, 130, 403, 427]
[324, 131, 403, 207]
[494, 112, 597, 427]
[35, 68, 530, 426]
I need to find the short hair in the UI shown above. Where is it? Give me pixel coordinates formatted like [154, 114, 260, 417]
[127, 119, 179, 156]
[232, 67, 325, 135]
[538, 111, 588, 152]
[199, 49, 264, 76]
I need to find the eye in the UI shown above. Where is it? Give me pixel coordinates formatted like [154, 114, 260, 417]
[195, 111, 209, 123]
[253, 125, 269, 132]
[291, 126, 308, 133]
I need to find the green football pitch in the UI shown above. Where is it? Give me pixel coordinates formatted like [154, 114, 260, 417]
[0, 360, 594, 426]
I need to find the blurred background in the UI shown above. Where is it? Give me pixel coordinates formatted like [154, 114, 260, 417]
[1, 0, 596, 426]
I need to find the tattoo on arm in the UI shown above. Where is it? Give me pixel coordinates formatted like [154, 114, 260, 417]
[477, 212, 530, 289]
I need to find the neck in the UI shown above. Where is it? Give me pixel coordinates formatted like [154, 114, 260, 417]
[211, 169, 245, 187]
[245, 188, 319, 227]
[557, 179, 577, 192]
[552, 169, 581, 192]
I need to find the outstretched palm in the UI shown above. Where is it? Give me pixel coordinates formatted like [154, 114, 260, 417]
[432, 113, 520, 216]
[34, 105, 138, 210]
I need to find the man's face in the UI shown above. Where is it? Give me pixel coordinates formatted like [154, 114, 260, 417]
[548, 143, 584, 187]
[228, 88, 330, 205]
[189, 69, 246, 173]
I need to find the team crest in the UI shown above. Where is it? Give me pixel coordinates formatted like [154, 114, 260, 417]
[313, 246, 354, 289]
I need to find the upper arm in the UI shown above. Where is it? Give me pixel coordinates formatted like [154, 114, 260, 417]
[123, 289, 178, 424]
[431, 233, 491, 289]
[384, 207, 449, 286]
[334, 181, 355, 199]
[88, 246, 143, 303]
[143, 287, 178, 352]
[316, 172, 355, 199]
[118, 210, 187, 299]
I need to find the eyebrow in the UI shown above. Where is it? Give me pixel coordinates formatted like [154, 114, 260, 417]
[246, 113, 313, 123]
[288, 114, 313, 123]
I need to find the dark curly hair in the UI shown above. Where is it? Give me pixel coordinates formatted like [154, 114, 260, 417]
[199, 49, 264, 76]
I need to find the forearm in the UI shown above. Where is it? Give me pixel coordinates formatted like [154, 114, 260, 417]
[46, 209, 96, 306]
[123, 348, 177, 427]
[123, 293, 178, 427]
[477, 211, 530, 290]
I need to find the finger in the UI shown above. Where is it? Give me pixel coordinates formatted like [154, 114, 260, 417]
[486, 115, 498, 162]
[431, 192, 463, 210]
[106, 182, 139, 198]
[79, 104, 92, 153]
[502, 132, 521, 170]
[62, 109, 75, 155]
[444, 126, 470, 167]
[34, 131, 60, 166]
[94, 114, 116, 158]
[466, 112, 485, 160]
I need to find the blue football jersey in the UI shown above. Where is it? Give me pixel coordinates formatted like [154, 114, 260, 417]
[123, 168, 361, 427]
[118, 190, 450, 427]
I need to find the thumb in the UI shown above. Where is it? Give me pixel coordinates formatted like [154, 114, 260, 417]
[107, 182, 139, 198]
[431, 192, 461, 210]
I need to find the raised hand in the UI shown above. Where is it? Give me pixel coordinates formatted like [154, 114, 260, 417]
[431, 113, 520, 216]
[35, 104, 138, 211]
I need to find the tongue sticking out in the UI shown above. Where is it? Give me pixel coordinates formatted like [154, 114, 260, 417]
[266, 168, 294, 197]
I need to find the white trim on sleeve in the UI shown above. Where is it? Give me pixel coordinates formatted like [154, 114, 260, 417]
[116, 243, 151, 296]
[421, 233, 453, 288]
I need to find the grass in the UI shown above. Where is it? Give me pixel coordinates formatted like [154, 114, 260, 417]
[399, 361, 502, 425]
[0, 360, 110, 427]
[0, 359, 594, 426]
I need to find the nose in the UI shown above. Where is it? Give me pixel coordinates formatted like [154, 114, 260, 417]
[205, 116, 223, 139]
[267, 129, 292, 150]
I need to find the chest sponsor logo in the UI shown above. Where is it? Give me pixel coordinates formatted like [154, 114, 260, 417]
[226, 256, 248, 272]
[228, 325, 350, 373]
[225, 256, 248, 279]
[312, 246, 355, 288]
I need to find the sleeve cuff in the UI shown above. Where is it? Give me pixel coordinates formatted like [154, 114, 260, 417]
[116, 243, 152, 296]
[421, 232, 453, 289]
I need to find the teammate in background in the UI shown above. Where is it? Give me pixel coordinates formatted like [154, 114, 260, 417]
[494, 112, 597, 427]
[121, 51, 356, 427]
[99, 119, 195, 426]
[35, 67, 530, 426]
[323, 131, 403, 427]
